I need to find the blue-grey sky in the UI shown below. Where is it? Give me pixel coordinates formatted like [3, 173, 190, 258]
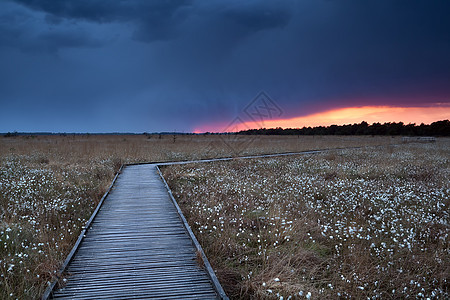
[1, 0, 449, 132]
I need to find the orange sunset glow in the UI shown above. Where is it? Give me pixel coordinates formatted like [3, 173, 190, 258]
[195, 105, 450, 133]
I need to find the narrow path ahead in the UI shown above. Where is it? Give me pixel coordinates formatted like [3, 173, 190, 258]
[48, 146, 386, 299]
[51, 164, 222, 299]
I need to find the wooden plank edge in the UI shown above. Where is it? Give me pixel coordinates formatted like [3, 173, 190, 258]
[41, 164, 124, 300]
[156, 165, 229, 300]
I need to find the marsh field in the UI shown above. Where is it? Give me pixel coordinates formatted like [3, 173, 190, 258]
[0, 134, 448, 299]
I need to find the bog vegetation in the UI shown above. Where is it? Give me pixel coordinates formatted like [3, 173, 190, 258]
[163, 142, 449, 299]
[0, 134, 445, 299]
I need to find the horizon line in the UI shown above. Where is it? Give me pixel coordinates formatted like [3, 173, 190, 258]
[2, 119, 449, 135]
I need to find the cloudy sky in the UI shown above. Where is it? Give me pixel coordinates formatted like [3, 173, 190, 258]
[1, 0, 449, 133]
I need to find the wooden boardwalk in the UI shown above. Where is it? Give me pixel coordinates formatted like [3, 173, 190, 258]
[50, 164, 224, 299]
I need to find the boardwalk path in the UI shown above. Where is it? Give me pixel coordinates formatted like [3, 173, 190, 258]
[51, 164, 223, 299]
[47, 149, 358, 299]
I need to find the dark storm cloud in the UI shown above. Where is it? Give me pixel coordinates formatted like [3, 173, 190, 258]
[13, 0, 190, 22]
[12, 0, 194, 42]
[0, 0, 449, 132]
[0, 2, 108, 52]
[11, 0, 292, 43]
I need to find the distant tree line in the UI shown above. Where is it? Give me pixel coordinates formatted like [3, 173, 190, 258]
[238, 120, 450, 136]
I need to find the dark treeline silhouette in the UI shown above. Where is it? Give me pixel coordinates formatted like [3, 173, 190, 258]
[238, 120, 450, 136]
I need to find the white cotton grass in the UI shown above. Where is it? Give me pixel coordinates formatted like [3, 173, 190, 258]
[164, 141, 449, 299]
[0, 153, 118, 299]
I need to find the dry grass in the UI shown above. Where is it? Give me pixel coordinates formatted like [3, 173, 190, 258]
[1, 134, 399, 163]
[0, 134, 399, 299]
[162, 139, 449, 299]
